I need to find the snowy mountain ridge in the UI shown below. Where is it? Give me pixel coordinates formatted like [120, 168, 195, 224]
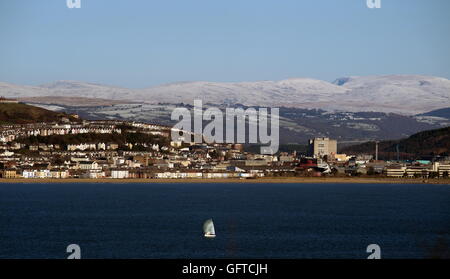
[1, 75, 449, 114]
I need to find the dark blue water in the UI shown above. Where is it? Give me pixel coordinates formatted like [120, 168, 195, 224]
[0, 183, 449, 259]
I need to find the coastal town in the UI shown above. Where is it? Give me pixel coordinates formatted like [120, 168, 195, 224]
[1, 100, 450, 181]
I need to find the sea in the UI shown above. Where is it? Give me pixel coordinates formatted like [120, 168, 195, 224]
[0, 183, 449, 259]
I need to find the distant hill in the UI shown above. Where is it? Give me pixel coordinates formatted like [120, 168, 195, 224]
[2, 75, 450, 114]
[18, 96, 133, 107]
[26, 102, 448, 144]
[340, 126, 450, 160]
[0, 102, 79, 124]
[419, 107, 450, 119]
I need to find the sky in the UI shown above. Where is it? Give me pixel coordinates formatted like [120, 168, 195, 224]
[0, 0, 449, 88]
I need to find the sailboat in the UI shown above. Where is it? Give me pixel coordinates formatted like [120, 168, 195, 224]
[203, 219, 216, 238]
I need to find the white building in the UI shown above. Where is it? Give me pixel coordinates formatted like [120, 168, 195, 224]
[111, 170, 129, 179]
[309, 137, 337, 158]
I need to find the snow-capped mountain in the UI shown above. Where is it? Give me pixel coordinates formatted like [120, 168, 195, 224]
[331, 75, 450, 113]
[136, 78, 349, 107]
[0, 80, 136, 101]
[1, 75, 449, 114]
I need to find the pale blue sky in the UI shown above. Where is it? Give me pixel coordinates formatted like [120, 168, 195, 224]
[0, 0, 449, 88]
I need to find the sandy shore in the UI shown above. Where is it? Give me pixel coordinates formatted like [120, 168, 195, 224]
[0, 177, 449, 184]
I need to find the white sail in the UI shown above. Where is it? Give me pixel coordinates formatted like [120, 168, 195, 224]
[203, 219, 216, 237]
